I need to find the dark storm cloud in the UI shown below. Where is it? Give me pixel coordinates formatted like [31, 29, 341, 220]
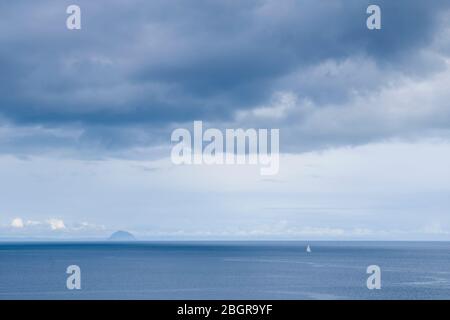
[1, 0, 450, 154]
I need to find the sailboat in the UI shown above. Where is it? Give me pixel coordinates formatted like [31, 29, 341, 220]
[306, 245, 311, 253]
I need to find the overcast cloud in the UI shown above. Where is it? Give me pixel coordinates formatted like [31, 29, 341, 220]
[1, 0, 450, 154]
[1, 1, 450, 239]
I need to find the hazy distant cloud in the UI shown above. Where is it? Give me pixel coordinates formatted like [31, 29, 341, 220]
[47, 219, 66, 230]
[7, 218, 44, 230]
[422, 222, 450, 235]
[1, 216, 107, 237]
[26, 220, 42, 226]
[71, 221, 106, 231]
[10, 217, 24, 228]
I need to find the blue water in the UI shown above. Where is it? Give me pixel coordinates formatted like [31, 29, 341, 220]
[0, 241, 449, 300]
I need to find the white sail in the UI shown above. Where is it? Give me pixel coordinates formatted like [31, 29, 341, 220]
[306, 245, 311, 253]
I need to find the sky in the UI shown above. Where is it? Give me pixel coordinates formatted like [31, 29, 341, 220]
[1, 0, 450, 240]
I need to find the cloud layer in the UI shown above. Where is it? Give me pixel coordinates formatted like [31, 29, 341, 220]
[1, 0, 450, 156]
[1, 1, 450, 239]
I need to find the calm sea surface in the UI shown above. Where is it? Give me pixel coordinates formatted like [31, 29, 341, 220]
[0, 241, 449, 299]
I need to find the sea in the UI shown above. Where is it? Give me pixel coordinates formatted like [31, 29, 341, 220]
[0, 241, 449, 300]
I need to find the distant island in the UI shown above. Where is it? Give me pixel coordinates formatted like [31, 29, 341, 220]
[108, 230, 136, 241]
